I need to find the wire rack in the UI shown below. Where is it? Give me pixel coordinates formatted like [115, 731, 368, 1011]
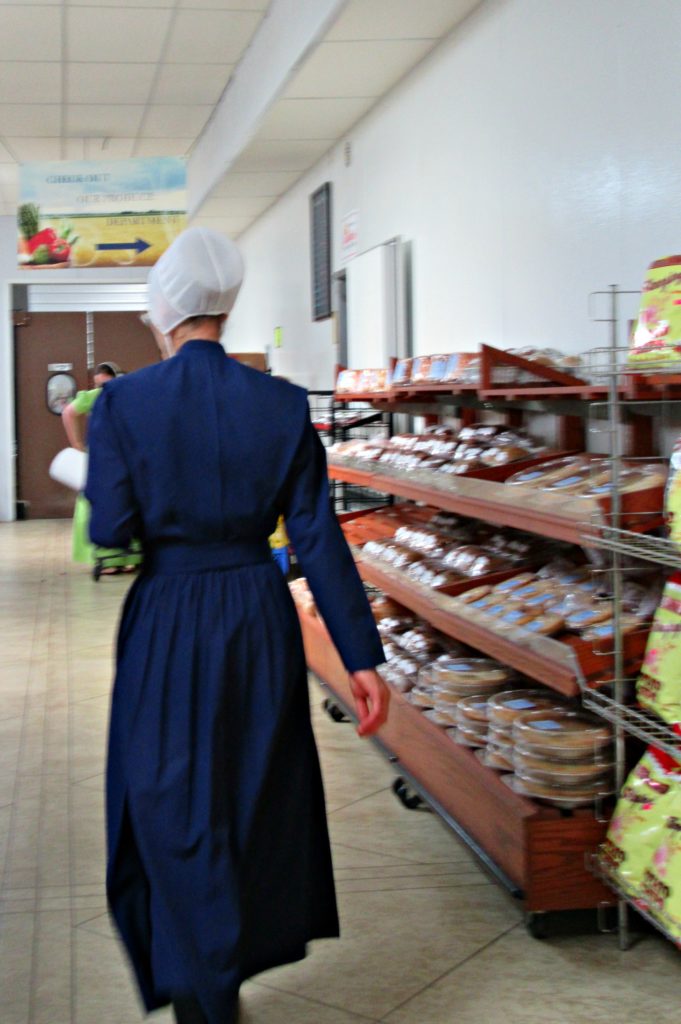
[581, 687, 681, 760]
[580, 523, 681, 570]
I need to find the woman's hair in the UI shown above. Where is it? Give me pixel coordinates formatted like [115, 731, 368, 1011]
[95, 361, 123, 378]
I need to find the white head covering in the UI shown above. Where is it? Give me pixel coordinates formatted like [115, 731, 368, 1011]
[147, 226, 244, 337]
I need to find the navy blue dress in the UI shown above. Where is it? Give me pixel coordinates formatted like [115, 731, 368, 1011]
[85, 341, 384, 1022]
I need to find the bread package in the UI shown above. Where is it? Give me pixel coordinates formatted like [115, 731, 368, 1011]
[487, 689, 568, 728]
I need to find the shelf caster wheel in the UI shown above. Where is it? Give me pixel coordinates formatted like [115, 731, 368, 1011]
[525, 912, 550, 940]
[392, 776, 424, 811]
[92, 565, 102, 582]
[322, 698, 349, 724]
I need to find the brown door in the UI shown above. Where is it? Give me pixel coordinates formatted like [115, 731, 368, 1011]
[15, 313, 88, 519]
[92, 312, 160, 375]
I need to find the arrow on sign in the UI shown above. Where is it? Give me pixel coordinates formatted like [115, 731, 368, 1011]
[96, 238, 151, 254]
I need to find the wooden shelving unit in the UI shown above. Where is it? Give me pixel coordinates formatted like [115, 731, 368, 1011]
[300, 608, 610, 914]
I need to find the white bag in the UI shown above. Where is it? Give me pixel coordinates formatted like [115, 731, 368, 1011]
[49, 448, 88, 493]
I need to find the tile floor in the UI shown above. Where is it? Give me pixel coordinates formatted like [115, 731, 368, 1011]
[0, 521, 679, 1024]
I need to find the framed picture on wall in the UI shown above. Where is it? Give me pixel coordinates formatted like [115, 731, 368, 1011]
[310, 182, 332, 321]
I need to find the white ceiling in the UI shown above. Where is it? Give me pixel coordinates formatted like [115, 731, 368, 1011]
[0, 0, 481, 236]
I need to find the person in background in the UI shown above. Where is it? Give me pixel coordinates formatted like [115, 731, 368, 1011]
[62, 362, 142, 573]
[85, 227, 390, 1024]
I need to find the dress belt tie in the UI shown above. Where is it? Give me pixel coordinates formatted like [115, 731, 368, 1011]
[143, 539, 271, 575]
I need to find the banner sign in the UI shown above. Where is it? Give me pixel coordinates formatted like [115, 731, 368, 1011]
[18, 157, 186, 269]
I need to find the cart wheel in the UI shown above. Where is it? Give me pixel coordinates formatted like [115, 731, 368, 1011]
[525, 912, 549, 939]
[322, 698, 349, 724]
[392, 776, 424, 811]
[92, 564, 102, 582]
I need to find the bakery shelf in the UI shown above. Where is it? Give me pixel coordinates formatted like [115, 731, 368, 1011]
[581, 688, 681, 761]
[589, 854, 681, 950]
[298, 604, 612, 914]
[353, 550, 649, 696]
[328, 458, 598, 546]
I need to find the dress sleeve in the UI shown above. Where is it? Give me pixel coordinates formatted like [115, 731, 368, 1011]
[281, 410, 385, 673]
[84, 387, 141, 549]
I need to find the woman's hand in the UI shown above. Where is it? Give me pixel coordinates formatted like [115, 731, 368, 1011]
[349, 669, 390, 737]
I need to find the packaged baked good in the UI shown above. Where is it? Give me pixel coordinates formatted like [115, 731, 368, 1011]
[513, 748, 614, 787]
[455, 585, 493, 605]
[432, 658, 513, 699]
[455, 695, 491, 723]
[423, 707, 457, 727]
[391, 358, 412, 386]
[487, 689, 568, 728]
[519, 613, 566, 636]
[507, 772, 613, 808]
[335, 369, 362, 393]
[446, 725, 487, 749]
[496, 607, 537, 628]
[505, 457, 591, 488]
[411, 355, 435, 383]
[565, 603, 613, 631]
[370, 596, 405, 621]
[479, 744, 514, 772]
[442, 352, 477, 382]
[480, 445, 530, 467]
[512, 709, 612, 758]
[493, 572, 537, 594]
[543, 464, 611, 494]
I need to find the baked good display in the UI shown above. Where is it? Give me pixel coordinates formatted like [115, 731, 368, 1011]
[512, 710, 613, 758]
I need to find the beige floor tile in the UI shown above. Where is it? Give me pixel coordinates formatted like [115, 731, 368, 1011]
[74, 922, 148, 1024]
[328, 788, 481, 868]
[31, 909, 73, 1024]
[242, 982, 380, 1022]
[383, 925, 681, 1024]
[259, 884, 519, 1019]
[0, 911, 34, 1023]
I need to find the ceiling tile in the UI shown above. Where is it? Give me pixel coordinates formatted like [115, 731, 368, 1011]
[257, 97, 374, 140]
[0, 164, 19, 187]
[0, 5, 62, 60]
[284, 39, 433, 98]
[0, 62, 61, 104]
[0, 105, 59, 137]
[135, 138, 194, 157]
[190, 214, 254, 235]
[143, 105, 212, 138]
[231, 139, 331, 173]
[66, 7, 172, 63]
[153, 64, 233, 106]
[7, 137, 62, 161]
[211, 170, 299, 197]
[164, 10, 263, 64]
[326, 0, 479, 41]
[198, 195, 273, 219]
[66, 104, 145, 137]
[179, 0, 268, 8]
[68, 63, 157, 106]
[85, 137, 136, 159]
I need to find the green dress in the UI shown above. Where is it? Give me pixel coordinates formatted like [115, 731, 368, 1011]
[70, 388, 142, 567]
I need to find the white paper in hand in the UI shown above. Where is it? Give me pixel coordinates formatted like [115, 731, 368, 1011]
[49, 448, 88, 492]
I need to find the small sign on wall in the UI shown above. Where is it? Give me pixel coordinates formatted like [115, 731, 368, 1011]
[48, 362, 73, 372]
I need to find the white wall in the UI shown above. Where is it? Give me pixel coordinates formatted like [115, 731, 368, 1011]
[230, 0, 681, 385]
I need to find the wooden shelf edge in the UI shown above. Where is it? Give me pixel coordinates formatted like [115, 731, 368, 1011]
[328, 462, 590, 546]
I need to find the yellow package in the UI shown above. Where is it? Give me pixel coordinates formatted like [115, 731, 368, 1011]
[629, 256, 681, 364]
[641, 791, 681, 942]
[636, 576, 681, 726]
[601, 751, 678, 900]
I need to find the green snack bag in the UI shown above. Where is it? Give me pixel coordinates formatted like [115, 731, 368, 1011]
[636, 576, 681, 726]
[641, 798, 681, 943]
[629, 256, 681, 364]
[601, 750, 679, 900]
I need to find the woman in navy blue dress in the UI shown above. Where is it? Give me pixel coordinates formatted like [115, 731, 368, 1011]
[85, 228, 389, 1024]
